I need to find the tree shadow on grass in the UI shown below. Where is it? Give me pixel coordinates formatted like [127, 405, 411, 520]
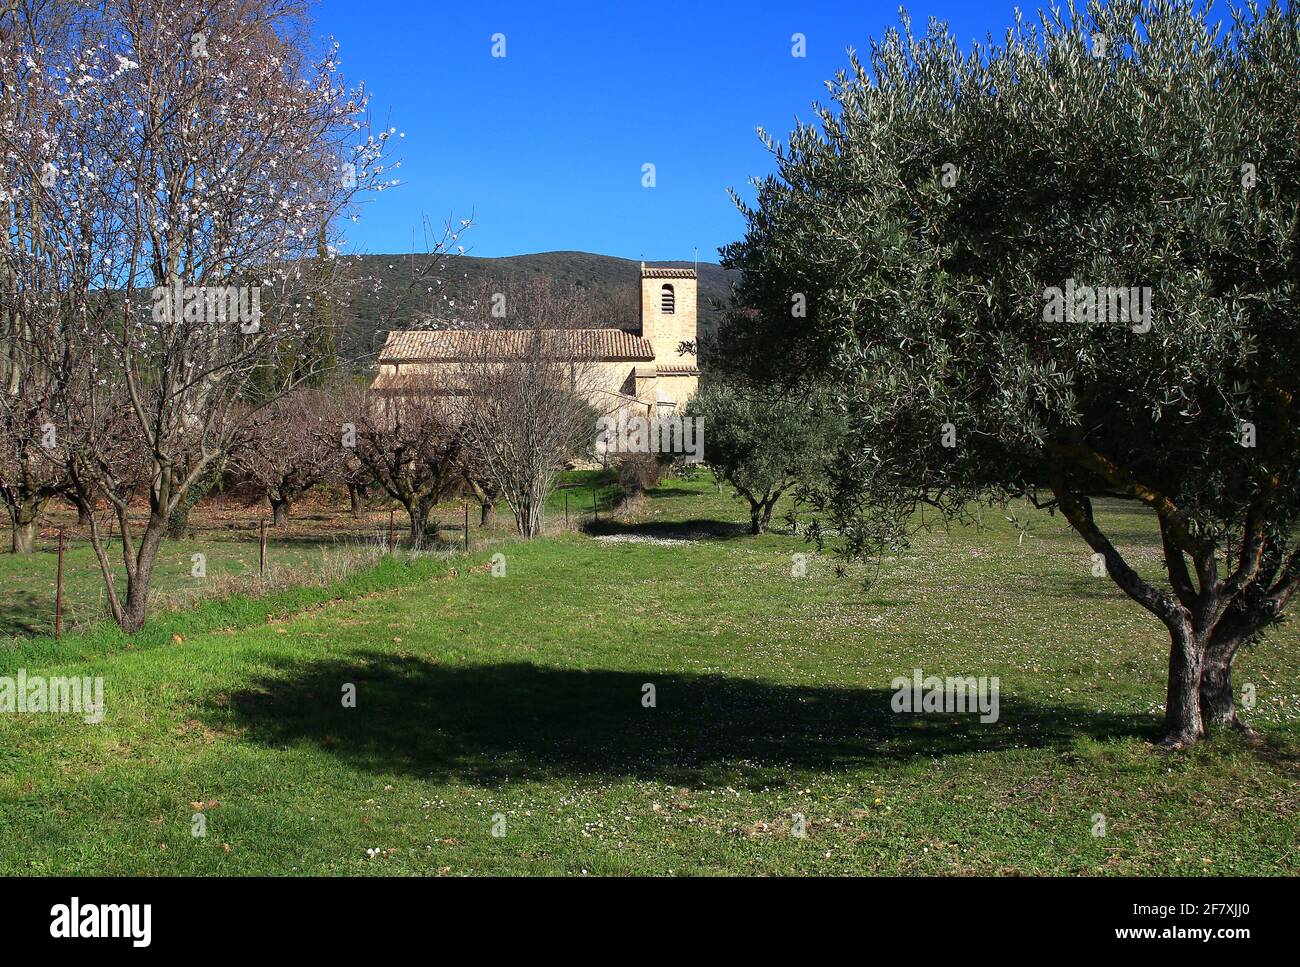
[207, 656, 1156, 788]
[582, 517, 752, 541]
[0, 590, 50, 637]
[1039, 576, 1139, 602]
[641, 487, 709, 500]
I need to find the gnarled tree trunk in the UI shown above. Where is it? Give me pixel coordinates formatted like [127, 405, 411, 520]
[1158, 600, 1260, 746]
[405, 496, 436, 545]
[1199, 625, 1251, 734]
[747, 493, 779, 535]
[6, 497, 45, 553]
[10, 515, 38, 553]
[1161, 620, 1205, 748]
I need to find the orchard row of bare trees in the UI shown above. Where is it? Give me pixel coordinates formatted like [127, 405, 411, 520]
[232, 279, 608, 542]
[345, 319, 605, 543]
[116, 329, 601, 544]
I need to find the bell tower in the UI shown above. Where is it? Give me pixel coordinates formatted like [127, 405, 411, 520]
[639, 263, 697, 367]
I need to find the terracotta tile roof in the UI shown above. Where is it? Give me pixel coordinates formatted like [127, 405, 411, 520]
[656, 364, 701, 375]
[640, 266, 697, 279]
[378, 328, 654, 362]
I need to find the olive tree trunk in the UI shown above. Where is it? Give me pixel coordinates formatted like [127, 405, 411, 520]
[1158, 605, 1257, 747]
[1198, 626, 1251, 734]
[744, 491, 780, 535]
[1162, 619, 1205, 747]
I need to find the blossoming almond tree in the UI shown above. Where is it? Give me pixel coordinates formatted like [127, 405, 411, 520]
[31, 0, 400, 631]
[0, 0, 84, 552]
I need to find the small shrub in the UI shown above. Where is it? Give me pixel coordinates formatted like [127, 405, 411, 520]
[617, 453, 668, 496]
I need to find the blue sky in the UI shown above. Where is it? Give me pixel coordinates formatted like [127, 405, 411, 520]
[315, 0, 1022, 262]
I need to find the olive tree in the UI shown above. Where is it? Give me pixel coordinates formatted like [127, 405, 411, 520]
[717, 0, 1299, 746]
[684, 380, 844, 534]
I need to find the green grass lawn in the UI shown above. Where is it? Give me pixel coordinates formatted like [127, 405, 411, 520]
[0, 473, 1296, 875]
[0, 531, 340, 640]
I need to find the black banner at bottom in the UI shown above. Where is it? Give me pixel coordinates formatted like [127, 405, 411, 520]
[0, 875, 1276, 953]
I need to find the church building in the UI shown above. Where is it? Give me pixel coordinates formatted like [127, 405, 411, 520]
[369, 263, 700, 415]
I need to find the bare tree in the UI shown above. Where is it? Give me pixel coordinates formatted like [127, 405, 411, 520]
[341, 450, 373, 519]
[0, 374, 68, 551]
[345, 382, 465, 544]
[460, 458, 502, 527]
[317, 377, 373, 518]
[231, 388, 336, 526]
[458, 323, 601, 538]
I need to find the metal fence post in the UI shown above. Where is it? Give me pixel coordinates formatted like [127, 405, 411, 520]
[55, 527, 65, 638]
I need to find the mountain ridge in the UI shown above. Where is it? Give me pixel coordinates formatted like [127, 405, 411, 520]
[338, 250, 737, 363]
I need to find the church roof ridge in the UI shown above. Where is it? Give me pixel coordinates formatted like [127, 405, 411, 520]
[379, 327, 655, 363]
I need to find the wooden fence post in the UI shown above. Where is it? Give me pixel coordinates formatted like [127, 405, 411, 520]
[388, 507, 395, 552]
[565, 491, 569, 528]
[259, 518, 267, 577]
[463, 503, 469, 552]
[592, 487, 598, 523]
